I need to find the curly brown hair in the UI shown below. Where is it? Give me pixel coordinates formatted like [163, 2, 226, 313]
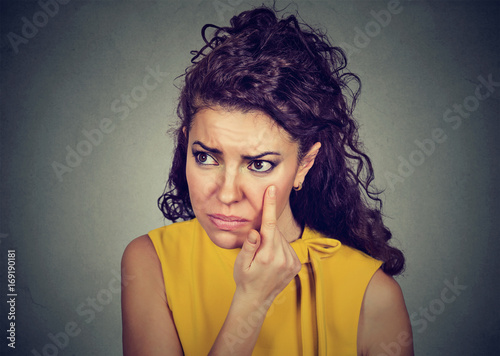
[158, 5, 405, 276]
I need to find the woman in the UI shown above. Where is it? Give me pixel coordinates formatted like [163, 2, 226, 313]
[122, 6, 413, 356]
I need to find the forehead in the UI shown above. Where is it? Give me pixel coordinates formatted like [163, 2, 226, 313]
[189, 107, 295, 152]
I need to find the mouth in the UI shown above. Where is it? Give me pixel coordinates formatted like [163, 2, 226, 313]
[208, 214, 249, 231]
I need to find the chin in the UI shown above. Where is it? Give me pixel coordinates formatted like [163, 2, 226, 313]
[205, 229, 247, 249]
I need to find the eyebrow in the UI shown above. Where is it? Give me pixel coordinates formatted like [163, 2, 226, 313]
[193, 141, 222, 154]
[192, 140, 281, 160]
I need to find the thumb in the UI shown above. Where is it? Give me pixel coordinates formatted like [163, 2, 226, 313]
[238, 230, 261, 267]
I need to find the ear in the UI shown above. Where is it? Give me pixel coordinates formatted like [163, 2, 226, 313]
[293, 142, 321, 188]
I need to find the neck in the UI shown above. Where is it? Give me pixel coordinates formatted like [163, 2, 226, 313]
[277, 205, 303, 243]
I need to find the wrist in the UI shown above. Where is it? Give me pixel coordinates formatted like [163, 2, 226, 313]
[232, 287, 276, 316]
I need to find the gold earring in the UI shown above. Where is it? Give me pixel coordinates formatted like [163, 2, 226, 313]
[293, 182, 303, 191]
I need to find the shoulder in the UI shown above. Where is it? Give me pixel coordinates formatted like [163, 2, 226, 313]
[357, 269, 414, 355]
[339, 244, 383, 269]
[123, 220, 201, 278]
[329, 243, 383, 283]
[147, 219, 202, 265]
[363, 269, 406, 312]
[148, 219, 199, 244]
[121, 235, 165, 298]
[122, 235, 160, 269]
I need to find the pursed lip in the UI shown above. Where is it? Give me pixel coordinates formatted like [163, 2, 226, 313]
[208, 214, 249, 231]
[209, 214, 248, 222]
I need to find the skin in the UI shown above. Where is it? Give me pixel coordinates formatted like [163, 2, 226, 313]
[121, 107, 414, 355]
[185, 107, 318, 249]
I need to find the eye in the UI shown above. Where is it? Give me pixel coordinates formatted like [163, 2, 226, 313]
[194, 152, 218, 166]
[248, 160, 274, 173]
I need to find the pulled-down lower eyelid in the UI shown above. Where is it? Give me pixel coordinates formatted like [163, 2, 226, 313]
[193, 150, 218, 165]
[248, 160, 276, 173]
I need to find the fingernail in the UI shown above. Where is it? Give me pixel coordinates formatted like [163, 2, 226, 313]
[268, 186, 276, 198]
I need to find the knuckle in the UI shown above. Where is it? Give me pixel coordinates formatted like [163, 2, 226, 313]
[287, 259, 299, 273]
[243, 242, 255, 252]
[262, 220, 276, 230]
[276, 258, 288, 270]
[258, 253, 274, 265]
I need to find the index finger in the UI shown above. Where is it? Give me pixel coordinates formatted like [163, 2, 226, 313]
[260, 185, 277, 239]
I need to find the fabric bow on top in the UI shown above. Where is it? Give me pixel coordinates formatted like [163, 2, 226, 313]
[291, 231, 341, 264]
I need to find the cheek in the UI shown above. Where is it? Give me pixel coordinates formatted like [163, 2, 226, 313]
[270, 171, 297, 218]
[186, 164, 224, 215]
[243, 182, 267, 229]
[244, 181, 268, 210]
[244, 178, 293, 224]
[274, 183, 294, 218]
[186, 163, 211, 209]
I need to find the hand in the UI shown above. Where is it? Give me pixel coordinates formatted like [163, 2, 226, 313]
[233, 185, 302, 306]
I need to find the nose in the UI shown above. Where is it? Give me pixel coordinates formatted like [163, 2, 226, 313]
[216, 170, 243, 205]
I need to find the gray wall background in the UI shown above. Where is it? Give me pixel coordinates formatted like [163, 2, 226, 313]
[1, 0, 498, 355]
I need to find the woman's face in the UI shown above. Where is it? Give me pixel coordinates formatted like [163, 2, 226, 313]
[185, 107, 305, 249]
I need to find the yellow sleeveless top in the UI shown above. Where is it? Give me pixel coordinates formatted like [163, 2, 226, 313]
[149, 218, 382, 356]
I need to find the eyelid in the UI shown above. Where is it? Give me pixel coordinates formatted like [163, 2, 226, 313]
[192, 148, 277, 172]
[247, 160, 275, 173]
[193, 150, 218, 165]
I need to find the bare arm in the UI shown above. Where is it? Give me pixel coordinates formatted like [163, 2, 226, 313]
[121, 235, 183, 356]
[357, 269, 414, 356]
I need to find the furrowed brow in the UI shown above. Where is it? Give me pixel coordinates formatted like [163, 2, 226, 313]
[192, 141, 222, 154]
[242, 152, 281, 160]
[193, 141, 280, 160]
